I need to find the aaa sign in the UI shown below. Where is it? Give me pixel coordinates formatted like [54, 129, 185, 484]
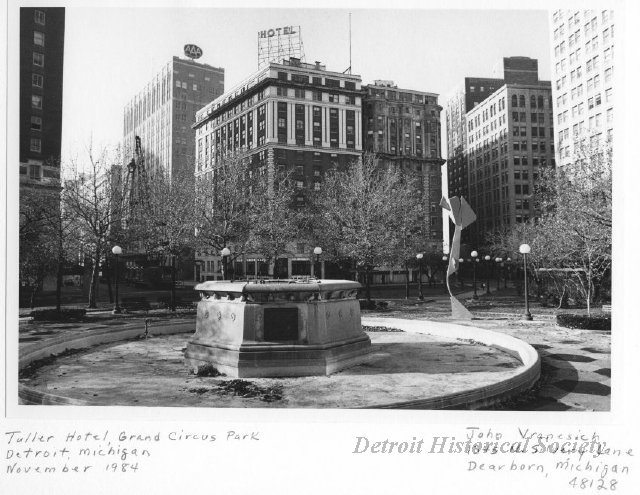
[184, 44, 203, 59]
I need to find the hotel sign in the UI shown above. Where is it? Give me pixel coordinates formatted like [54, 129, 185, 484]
[184, 44, 203, 59]
[258, 26, 297, 38]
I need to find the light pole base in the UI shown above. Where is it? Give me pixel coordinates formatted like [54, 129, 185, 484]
[523, 313, 533, 321]
[112, 307, 122, 314]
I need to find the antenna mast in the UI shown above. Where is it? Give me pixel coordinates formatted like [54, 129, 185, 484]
[349, 12, 352, 75]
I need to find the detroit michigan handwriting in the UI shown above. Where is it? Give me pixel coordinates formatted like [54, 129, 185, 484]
[3, 429, 260, 475]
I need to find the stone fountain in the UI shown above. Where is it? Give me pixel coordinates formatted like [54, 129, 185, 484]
[184, 279, 371, 377]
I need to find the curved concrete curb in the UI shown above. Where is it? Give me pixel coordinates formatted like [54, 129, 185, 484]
[19, 317, 540, 409]
[19, 320, 194, 405]
[362, 317, 541, 409]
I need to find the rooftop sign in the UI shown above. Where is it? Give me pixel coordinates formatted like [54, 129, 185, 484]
[184, 44, 203, 60]
[258, 26, 297, 38]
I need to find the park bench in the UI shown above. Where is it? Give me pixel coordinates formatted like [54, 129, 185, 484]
[120, 296, 152, 312]
[602, 304, 611, 314]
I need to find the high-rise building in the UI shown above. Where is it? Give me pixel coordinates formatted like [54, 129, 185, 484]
[445, 57, 554, 244]
[193, 57, 363, 280]
[362, 80, 444, 250]
[445, 77, 503, 201]
[19, 7, 65, 192]
[550, 9, 614, 166]
[123, 56, 225, 180]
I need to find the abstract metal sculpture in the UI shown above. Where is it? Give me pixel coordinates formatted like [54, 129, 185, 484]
[441, 196, 477, 319]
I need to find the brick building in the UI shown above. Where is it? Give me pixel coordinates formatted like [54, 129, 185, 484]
[362, 80, 444, 250]
[19, 7, 65, 192]
[445, 57, 555, 245]
[193, 57, 363, 280]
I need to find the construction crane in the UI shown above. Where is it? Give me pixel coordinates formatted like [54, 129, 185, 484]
[122, 135, 149, 222]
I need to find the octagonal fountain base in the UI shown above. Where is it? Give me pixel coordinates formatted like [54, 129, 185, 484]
[184, 280, 371, 378]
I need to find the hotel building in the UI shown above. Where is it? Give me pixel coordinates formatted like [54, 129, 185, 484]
[193, 57, 363, 280]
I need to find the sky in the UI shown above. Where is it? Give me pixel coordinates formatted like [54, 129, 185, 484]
[59, 6, 551, 160]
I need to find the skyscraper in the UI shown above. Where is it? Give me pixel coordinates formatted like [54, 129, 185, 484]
[445, 57, 554, 245]
[123, 56, 225, 180]
[19, 7, 65, 192]
[549, 9, 614, 166]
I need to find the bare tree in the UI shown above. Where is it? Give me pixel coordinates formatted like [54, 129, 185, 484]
[310, 154, 417, 302]
[133, 167, 197, 310]
[247, 167, 303, 277]
[485, 139, 612, 314]
[62, 144, 126, 308]
[19, 188, 58, 308]
[194, 151, 256, 273]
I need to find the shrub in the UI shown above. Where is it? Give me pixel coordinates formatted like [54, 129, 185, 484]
[359, 299, 389, 310]
[31, 308, 86, 321]
[556, 313, 611, 331]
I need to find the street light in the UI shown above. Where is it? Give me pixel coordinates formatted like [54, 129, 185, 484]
[519, 244, 533, 320]
[112, 245, 122, 314]
[495, 257, 503, 291]
[458, 258, 464, 288]
[416, 253, 424, 300]
[221, 247, 231, 281]
[471, 250, 478, 299]
[484, 255, 491, 294]
[313, 246, 322, 279]
[442, 255, 448, 286]
[506, 257, 512, 289]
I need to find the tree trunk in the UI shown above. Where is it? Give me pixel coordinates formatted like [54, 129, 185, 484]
[105, 257, 114, 304]
[170, 254, 176, 312]
[404, 261, 410, 299]
[30, 286, 38, 309]
[365, 266, 372, 303]
[56, 254, 63, 312]
[88, 247, 101, 308]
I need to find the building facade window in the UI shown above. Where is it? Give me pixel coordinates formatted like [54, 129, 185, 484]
[33, 52, 44, 67]
[31, 94, 42, 109]
[29, 164, 41, 180]
[30, 116, 42, 131]
[30, 138, 41, 152]
[33, 31, 45, 46]
[32, 73, 43, 88]
[34, 10, 45, 25]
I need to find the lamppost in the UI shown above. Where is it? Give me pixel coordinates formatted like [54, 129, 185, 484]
[221, 247, 231, 281]
[416, 252, 424, 300]
[505, 257, 511, 289]
[112, 246, 122, 314]
[471, 250, 478, 299]
[495, 257, 503, 291]
[484, 255, 491, 294]
[442, 255, 448, 286]
[313, 246, 322, 279]
[519, 244, 533, 320]
[458, 258, 464, 288]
